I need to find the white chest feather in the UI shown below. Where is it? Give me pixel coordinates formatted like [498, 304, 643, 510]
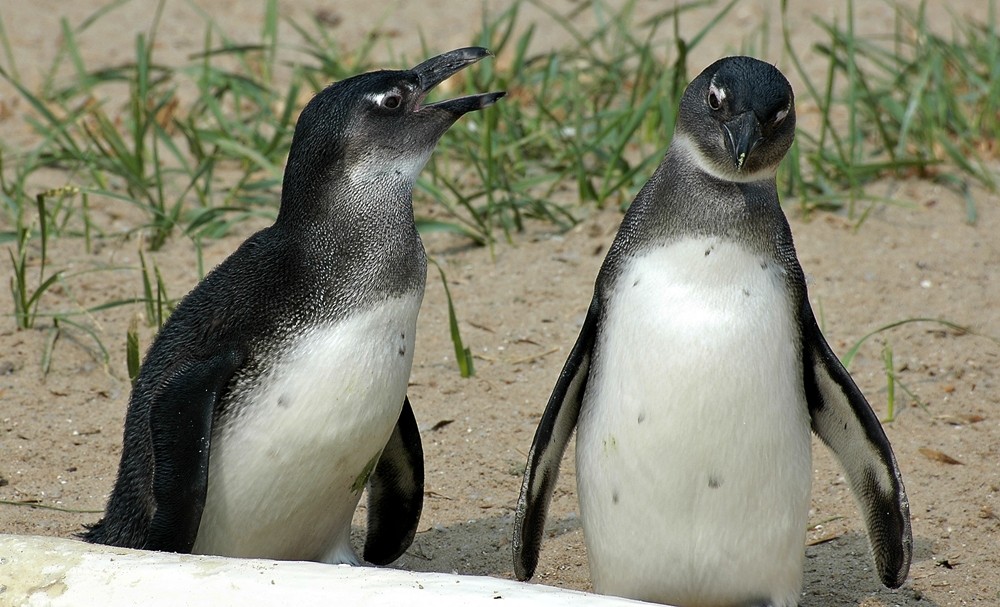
[192, 295, 421, 563]
[577, 239, 812, 606]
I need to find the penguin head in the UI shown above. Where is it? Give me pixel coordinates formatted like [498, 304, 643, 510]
[280, 48, 504, 215]
[675, 56, 795, 182]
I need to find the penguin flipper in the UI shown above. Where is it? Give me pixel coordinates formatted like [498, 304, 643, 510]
[513, 298, 600, 581]
[363, 396, 424, 565]
[803, 307, 912, 588]
[145, 349, 244, 552]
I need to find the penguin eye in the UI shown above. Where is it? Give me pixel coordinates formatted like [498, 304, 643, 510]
[369, 90, 405, 112]
[381, 93, 403, 110]
[707, 84, 725, 111]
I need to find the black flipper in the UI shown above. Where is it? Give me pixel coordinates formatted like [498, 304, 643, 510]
[803, 304, 912, 588]
[146, 349, 244, 552]
[513, 298, 600, 581]
[363, 396, 424, 565]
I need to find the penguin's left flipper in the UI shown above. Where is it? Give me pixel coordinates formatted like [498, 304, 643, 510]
[146, 349, 245, 552]
[513, 298, 600, 581]
[803, 306, 912, 588]
[363, 396, 424, 565]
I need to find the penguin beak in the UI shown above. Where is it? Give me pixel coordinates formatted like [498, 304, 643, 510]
[722, 112, 764, 172]
[411, 47, 506, 115]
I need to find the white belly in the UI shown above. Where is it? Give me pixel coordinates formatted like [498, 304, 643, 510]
[577, 239, 812, 606]
[192, 295, 421, 563]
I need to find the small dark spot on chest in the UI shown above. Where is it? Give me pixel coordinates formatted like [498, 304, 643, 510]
[708, 474, 723, 489]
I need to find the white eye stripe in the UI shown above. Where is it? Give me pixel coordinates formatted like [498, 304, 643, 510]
[366, 92, 388, 105]
[774, 107, 790, 124]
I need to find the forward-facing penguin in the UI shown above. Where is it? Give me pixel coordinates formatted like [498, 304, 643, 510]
[513, 56, 911, 606]
[83, 48, 504, 566]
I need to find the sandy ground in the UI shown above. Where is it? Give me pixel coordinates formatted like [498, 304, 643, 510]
[1, 2, 999, 606]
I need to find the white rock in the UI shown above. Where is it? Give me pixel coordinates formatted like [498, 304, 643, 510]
[0, 534, 661, 607]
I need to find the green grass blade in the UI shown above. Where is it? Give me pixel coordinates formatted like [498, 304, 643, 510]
[127, 317, 141, 385]
[430, 259, 474, 378]
[841, 317, 976, 369]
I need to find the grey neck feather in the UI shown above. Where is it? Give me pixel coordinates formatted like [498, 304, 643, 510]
[271, 165, 427, 311]
[596, 136, 804, 301]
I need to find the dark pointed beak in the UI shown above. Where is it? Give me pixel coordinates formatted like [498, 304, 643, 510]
[411, 47, 505, 114]
[722, 112, 764, 172]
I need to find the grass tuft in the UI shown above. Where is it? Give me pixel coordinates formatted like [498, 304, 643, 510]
[8, 189, 67, 329]
[781, 0, 1000, 220]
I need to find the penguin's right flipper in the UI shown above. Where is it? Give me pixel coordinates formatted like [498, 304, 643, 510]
[802, 307, 912, 588]
[145, 349, 244, 552]
[363, 396, 424, 565]
[513, 298, 600, 581]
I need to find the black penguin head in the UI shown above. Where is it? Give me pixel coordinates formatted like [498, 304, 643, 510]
[279, 48, 504, 220]
[674, 56, 795, 182]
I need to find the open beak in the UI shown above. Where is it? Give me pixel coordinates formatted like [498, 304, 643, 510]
[411, 47, 506, 114]
[722, 111, 764, 172]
